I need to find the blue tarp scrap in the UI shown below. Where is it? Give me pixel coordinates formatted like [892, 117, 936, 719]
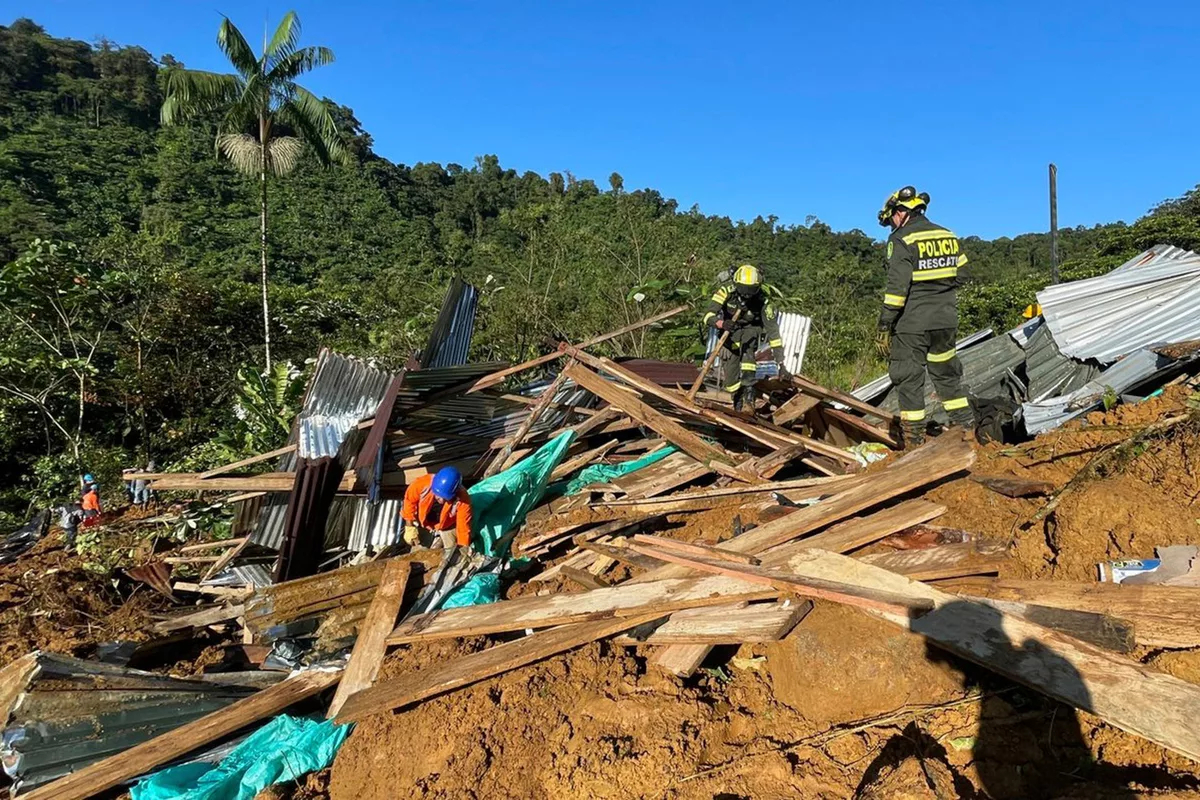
[131, 715, 350, 800]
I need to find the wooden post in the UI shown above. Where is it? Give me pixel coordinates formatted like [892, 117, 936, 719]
[483, 366, 572, 478]
[1049, 163, 1059, 285]
[688, 309, 740, 401]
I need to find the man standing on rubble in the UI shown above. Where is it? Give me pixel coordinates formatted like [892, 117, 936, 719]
[401, 466, 474, 551]
[875, 187, 975, 447]
[702, 264, 788, 412]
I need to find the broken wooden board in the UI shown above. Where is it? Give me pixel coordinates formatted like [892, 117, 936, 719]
[821, 406, 899, 449]
[549, 439, 621, 481]
[626, 543, 934, 616]
[941, 577, 1200, 649]
[198, 446, 297, 480]
[22, 669, 342, 800]
[613, 600, 811, 645]
[576, 539, 663, 572]
[744, 444, 808, 479]
[773, 392, 822, 426]
[789, 374, 896, 424]
[775, 499, 946, 557]
[856, 541, 1007, 581]
[564, 363, 747, 475]
[336, 612, 665, 723]
[386, 573, 779, 644]
[630, 534, 761, 565]
[972, 474, 1056, 498]
[560, 566, 611, 590]
[327, 560, 412, 718]
[783, 548, 1200, 764]
[152, 604, 244, 635]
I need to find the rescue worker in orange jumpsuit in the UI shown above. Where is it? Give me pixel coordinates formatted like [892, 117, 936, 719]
[401, 466, 473, 550]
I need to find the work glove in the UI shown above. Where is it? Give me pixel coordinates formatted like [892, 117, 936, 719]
[875, 329, 891, 359]
[403, 523, 420, 546]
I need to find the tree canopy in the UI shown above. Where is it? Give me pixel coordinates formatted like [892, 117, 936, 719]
[1, 18, 1198, 526]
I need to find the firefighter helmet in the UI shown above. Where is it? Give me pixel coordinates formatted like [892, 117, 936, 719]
[878, 186, 929, 227]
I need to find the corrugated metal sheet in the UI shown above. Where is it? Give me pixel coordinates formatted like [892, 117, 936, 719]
[421, 278, 479, 369]
[1023, 348, 1180, 434]
[875, 333, 1026, 423]
[1, 653, 257, 794]
[1024, 322, 1098, 401]
[851, 328, 996, 403]
[702, 310, 812, 384]
[296, 352, 395, 459]
[616, 359, 700, 387]
[1037, 245, 1200, 363]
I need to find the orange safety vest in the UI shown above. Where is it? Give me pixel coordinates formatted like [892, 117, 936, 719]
[81, 489, 101, 513]
[401, 474, 473, 547]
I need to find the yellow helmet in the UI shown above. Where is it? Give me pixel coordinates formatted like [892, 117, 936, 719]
[733, 264, 761, 288]
[878, 186, 929, 227]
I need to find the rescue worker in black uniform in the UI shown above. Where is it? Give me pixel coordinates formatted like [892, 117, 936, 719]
[875, 187, 975, 447]
[702, 264, 787, 411]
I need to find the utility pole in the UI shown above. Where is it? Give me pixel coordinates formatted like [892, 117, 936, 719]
[1049, 163, 1059, 284]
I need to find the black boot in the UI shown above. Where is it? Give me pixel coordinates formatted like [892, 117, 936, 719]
[733, 386, 758, 414]
[901, 420, 926, 450]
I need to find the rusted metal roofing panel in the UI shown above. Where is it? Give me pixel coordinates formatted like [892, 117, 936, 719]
[615, 359, 700, 387]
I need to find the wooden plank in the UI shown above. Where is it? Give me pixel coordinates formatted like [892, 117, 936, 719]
[386, 573, 779, 644]
[857, 541, 1007, 581]
[570, 348, 861, 467]
[782, 548, 1200, 764]
[972, 474, 1056, 498]
[745, 444, 808, 479]
[614, 600, 811, 645]
[630, 534, 761, 565]
[22, 669, 342, 800]
[822, 406, 899, 448]
[781, 499, 946, 557]
[789, 374, 896, 424]
[563, 363, 746, 474]
[773, 391, 822, 426]
[650, 437, 973, 675]
[577, 539, 663, 572]
[604, 474, 849, 506]
[198, 445, 297, 480]
[152, 604, 244, 634]
[485, 367, 572, 477]
[549, 439, 620, 481]
[147, 472, 355, 493]
[336, 612, 665, 723]
[940, 578, 1200, 649]
[625, 544, 934, 616]
[327, 560, 412, 718]
[179, 537, 248, 553]
[201, 535, 252, 582]
[561, 566, 611, 590]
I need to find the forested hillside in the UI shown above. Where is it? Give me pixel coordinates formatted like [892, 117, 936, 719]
[2, 18, 1199, 525]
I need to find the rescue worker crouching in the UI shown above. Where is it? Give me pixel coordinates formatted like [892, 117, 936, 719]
[875, 186, 975, 448]
[702, 264, 788, 412]
[401, 466, 473, 551]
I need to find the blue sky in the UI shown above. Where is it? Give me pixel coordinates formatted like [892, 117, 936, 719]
[21, 0, 1200, 240]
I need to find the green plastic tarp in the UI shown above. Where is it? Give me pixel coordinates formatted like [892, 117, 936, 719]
[467, 431, 576, 557]
[131, 715, 350, 800]
[563, 444, 676, 496]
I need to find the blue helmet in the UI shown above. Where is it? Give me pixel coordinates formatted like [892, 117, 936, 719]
[83, 474, 96, 484]
[431, 466, 462, 501]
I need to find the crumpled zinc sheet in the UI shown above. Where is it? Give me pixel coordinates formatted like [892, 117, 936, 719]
[467, 430, 576, 557]
[131, 714, 349, 800]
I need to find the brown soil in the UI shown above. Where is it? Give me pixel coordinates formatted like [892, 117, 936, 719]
[0, 531, 170, 668]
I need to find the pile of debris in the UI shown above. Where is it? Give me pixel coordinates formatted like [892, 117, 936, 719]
[4, 257, 1200, 799]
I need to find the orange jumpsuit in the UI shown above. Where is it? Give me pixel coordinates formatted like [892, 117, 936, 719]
[401, 474, 473, 547]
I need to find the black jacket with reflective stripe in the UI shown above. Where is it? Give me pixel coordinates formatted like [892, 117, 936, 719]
[879, 215, 968, 333]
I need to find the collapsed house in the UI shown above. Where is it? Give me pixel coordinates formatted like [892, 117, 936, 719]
[7, 253, 1200, 798]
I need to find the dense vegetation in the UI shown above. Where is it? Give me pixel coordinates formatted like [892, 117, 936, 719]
[2, 18, 1199, 526]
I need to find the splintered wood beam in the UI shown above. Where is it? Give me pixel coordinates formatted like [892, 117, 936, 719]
[385, 573, 779, 644]
[549, 439, 621, 481]
[336, 612, 666, 723]
[856, 541, 1007, 581]
[789, 374, 896, 424]
[614, 600, 811, 645]
[22, 669, 342, 800]
[777, 499, 946, 557]
[773, 391, 822, 426]
[630, 534, 761, 565]
[327, 559, 412, 718]
[563, 363, 750, 478]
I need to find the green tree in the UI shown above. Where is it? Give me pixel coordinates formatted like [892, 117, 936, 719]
[160, 11, 347, 371]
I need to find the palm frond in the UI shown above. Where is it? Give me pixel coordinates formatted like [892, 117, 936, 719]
[277, 84, 348, 166]
[264, 11, 302, 69]
[267, 46, 335, 82]
[217, 17, 261, 79]
[267, 137, 303, 176]
[217, 133, 303, 177]
[217, 133, 262, 176]
[161, 69, 243, 125]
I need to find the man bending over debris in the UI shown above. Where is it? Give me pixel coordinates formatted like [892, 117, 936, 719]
[401, 466, 473, 551]
[702, 264, 788, 412]
[875, 186, 975, 447]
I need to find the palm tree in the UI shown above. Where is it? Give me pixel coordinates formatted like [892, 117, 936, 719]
[161, 11, 346, 371]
